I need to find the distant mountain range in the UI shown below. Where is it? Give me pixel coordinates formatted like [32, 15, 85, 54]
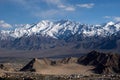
[0, 20, 120, 51]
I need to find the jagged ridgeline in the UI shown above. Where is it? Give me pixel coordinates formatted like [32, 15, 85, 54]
[78, 51, 120, 74]
[20, 58, 51, 72]
[0, 20, 120, 51]
[20, 51, 120, 74]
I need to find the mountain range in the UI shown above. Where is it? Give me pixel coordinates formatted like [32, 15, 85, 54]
[0, 20, 120, 51]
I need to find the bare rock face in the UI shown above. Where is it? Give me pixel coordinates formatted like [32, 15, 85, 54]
[1, 20, 120, 52]
[20, 51, 120, 74]
[20, 58, 52, 72]
[50, 57, 78, 66]
[58, 57, 78, 64]
[78, 51, 120, 74]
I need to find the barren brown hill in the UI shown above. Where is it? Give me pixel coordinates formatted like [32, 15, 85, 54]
[20, 57, 94, 75]
[20, 58, 51, 72]
[51, 57, 78, 65]
[78, 50, 120, 74]
[20, 51, 120, 75]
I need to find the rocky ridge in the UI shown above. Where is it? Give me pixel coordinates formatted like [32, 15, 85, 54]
[20, 51, 120, 74]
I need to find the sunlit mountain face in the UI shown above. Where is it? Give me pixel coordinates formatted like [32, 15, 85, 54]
[0, 20, 120, 52]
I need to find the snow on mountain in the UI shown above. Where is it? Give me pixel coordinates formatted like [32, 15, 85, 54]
[0, 20, 120, 39]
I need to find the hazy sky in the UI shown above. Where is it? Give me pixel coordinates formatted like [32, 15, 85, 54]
[0, 0, 120, 29]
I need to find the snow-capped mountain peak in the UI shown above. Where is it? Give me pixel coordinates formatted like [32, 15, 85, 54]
[107, 21, 115, 25]
[0, 20, 120, 39]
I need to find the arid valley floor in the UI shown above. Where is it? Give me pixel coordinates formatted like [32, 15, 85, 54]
[0, 51, 120, 80]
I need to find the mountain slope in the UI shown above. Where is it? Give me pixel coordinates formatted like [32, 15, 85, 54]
[1, 20, 120, 39]
[0, 20, 120, 51]
[20, 51, 120, 74]
[78, 51, 120, 74]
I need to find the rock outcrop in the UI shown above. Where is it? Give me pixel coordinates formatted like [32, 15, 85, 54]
[20, 51, 120, 74]
[20, 58, 51, 72]
[78, 51, 120, 74]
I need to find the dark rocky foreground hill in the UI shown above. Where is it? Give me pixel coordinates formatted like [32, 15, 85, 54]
[78, 51, 120, 74]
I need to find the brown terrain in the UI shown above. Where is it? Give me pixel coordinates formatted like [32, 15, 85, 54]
[20, 58, 94, 75]
[0, 50, 120, 78]
[20, 50, 120, 75]
[78, 51, 120, 74]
